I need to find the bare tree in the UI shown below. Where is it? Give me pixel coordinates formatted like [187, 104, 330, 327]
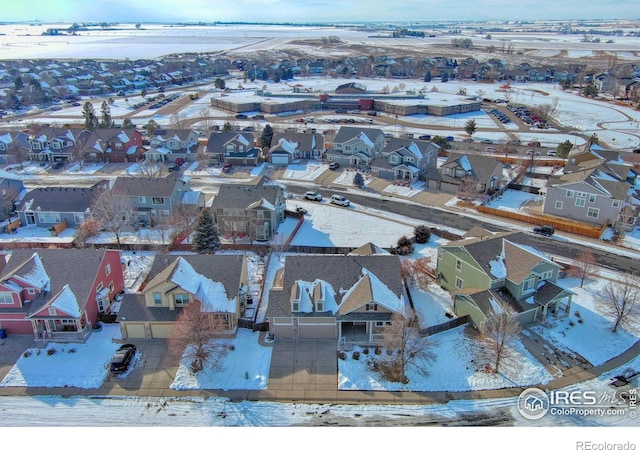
[172, 202, 200, 238]
[568, 250, 598, 288]
[458, 175, 483, 199]
[170, 112, 187, 129]
[91, 189, 136, 247]
[376, 310, 435, 383]
[137, 160, 164, 178]
[167, 301, 230, 374]
[400, 258, 432, 290]
[0, 186, 20, 221]
[479, 310, 521, 374]
[600, 272, 640, 333]
[8, 140, 30, 170]
[198, 107, 213, 129]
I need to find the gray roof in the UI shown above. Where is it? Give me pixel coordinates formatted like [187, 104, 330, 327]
[116, 293, 181, 323]
[142, 254, 244, 300]
[334, 126, 384, 144]
[0, 248, 115, 316]
[440, 154, 502, 183]
[111, 174, 188, 197]
[206, 132, 256, 154]
[267, 254, 403, 318]
[270, 132, 324, 151]
[18, 180, 109, 213]
[211, 184, 283, 209]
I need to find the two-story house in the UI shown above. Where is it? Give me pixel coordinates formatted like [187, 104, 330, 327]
[210, 179, 285, 241]
[436, 230, 574, 330]
[0, 248, 124, 341]
[326, 126, 385, 168]
[0, 131, 30, 164]
[205, 132, 260, 166]
[425, 154, 503, 195]
[266, 132, 325, 165]
[267, 254, 407, 343]
[146, 129, 200, 163]
[16, 180, 109, 231]
[371, 138, 439, 184]
[110, 174, 194, 226]
[116, 254, 248, 339]
[82, 128, 144, 163]
[26, 127, 91, 163]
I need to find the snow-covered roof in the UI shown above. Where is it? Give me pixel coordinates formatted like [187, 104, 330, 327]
[50, 284, 82, 318]
[170, 257, 235, 313]
[358, 132, 375, 148]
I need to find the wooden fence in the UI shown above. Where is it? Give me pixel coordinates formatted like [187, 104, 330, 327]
[423, 315, 469, 336]
[476, 205, 607, 239]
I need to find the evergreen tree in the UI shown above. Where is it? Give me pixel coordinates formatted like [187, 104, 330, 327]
[441, 71, 450, 82]
[191, 209, 221, 254]
[464, 119, 477, 137]
[146, 119, 159, 136]
[222, 121, 233, 132]
[82, 101, 99, 130]
[122, 117, 135, 129]
[100, 100, 113, 128]
[413, 224, 431, 244]
[557, 140, 573, 158]
[424, 71, 432, 82]
[353, 172, 365, 188]
[214, 78, 226, 90]
[260, 124, 274, 148]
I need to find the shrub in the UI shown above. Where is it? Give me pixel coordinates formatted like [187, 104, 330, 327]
[47, 348, 57, 356]
[386, 348, 393, 356]
[413, 225, 431, 244]
[23, 350, 31, 358]
[68, 348, 77, 353]
[337, 351, 346, 360]
[374, 347, 382, 355]
[394, 235, 414, 255]
[227, 344, 235, 351]
[363, 347, 369, 355]
[352, 351, 360, 361]
[569, 321, 575, 326]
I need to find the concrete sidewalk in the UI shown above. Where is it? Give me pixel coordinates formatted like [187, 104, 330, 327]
[1, 332, 638, 405]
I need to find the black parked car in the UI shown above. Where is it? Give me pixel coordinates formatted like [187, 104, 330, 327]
[110, 344, 136, 374]
[533, 225, 555, 236]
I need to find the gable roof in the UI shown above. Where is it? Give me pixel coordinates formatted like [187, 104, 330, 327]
[17, 180, 109, 213]
[111, 174, 188, 197]
[211, 183, 283, 210]
[337, 268, 404, 317]
[206, 132, 256, 154]
[334, 126, 384, 144]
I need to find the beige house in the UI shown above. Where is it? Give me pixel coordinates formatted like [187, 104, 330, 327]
[116, 254, 249, 339]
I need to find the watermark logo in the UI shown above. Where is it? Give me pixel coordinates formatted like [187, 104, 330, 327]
[517, 387, 550, 419]
[517, 387, 636, 420]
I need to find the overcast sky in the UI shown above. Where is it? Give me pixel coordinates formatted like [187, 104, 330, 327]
[2, 0, 636, 23]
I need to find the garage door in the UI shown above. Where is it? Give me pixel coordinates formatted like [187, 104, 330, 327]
[271, 155, 289, 165]
[299, 321, 336, 339]
[125, 323, 146, 339]
[150, 323, 171, 338]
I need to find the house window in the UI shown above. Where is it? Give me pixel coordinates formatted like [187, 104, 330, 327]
[612, 199, 621, 208]
[153, 292, 162, 305]
[454, 169, 464, 178]
[456, 259, 462, 271]
[37, 212, 61, 223]
[438, 249, 442, 260]
[160, 209, 170, 217]
[366, 302, 378, 311]
[152, 197, 165, 205]
[455, 277, 463, 289]
[105, 264, 111, 276]
[0, 291, 13, 304]
[48, 307, 57, 315]
[523, 278, 535, 291]
[174, 293, 189, 305]
[566, 190, 574, 198]
[587, 207, 600, 219]
[445, 168, 451, 176]
[555, 201, 563, 210]
[389, 155, 399, 164]
[588, 193, 597, 203]
[291, 301, 299, 312]
[575, 198, 586, 207]
[109, 281, 114, 292]
[138, 197, 146, 204]
[375, 321, 385, 327]
[95, 283, 103, 293]
[74, 213, 85, 224]
[27, 288, 35, 295]
[316, 301, 324, 312]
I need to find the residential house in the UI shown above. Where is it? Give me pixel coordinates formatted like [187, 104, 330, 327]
[82, 128, 144, 163]
[146, 129, 200, 163]
[267, 254, 407, 343]
[16, 180, 109, 232]
[205, 132, 260, 166]
[26, 127, 91, 163]
[435, 230, 574, 329]
[425, 154, 503, 195]
[326, 126, 385, 168]
[110, 174, 194, 225]
[116, 254, 248, 339]
[266, 132, 325, 164]
[210, 179, 285, 241]
[0, 131, 30, 164]
[543, 165, 636, 230]
[0, 248, 124, 341]
[371, 137, 439, 184]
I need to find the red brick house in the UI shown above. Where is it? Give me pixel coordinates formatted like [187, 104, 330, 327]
[0, 248, 124, 342]
[82, 129, 144, 163]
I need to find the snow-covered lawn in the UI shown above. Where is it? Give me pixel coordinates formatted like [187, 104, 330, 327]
[282, 161, 328, 181]
[171, 329, 272, 391]
[531, 275, 640, 366]
[338, 324, 553, 392]
[485, 189, 544, 213]
[0, 324, 123, 389]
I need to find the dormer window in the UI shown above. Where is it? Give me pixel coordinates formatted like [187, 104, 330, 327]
[48, 307, 57, 316]
[365, 302, 377, 311]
